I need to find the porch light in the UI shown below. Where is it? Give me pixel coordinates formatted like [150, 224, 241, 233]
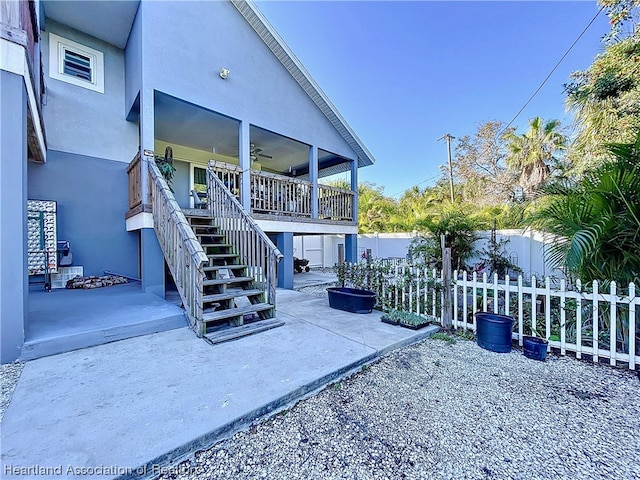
[219, 68, 230, 79]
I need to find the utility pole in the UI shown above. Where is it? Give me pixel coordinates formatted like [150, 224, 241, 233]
[437, 133, 455, 203]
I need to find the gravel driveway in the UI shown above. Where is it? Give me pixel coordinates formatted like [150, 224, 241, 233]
[158, 336, 640, 480]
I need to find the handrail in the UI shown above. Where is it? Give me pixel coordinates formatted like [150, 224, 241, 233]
[207, 162, 283, 309]
[148, 158, 208, 333]
[209, 160, 354, 221]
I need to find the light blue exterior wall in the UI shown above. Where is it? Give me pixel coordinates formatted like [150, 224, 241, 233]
[0, 71, 29, 364]
[28, 151, 139, 279]
[42, 20, 138, 164]
[172, 160, 190, 209]
[135, 1, 357, 161]
[124, 4, 142, 118]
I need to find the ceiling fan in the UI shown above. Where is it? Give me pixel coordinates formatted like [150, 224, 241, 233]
[250, 144, 273, 162]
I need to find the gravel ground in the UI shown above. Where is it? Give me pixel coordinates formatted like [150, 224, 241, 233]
[158, 336, 640, 480]
[0, 361, 24, 423]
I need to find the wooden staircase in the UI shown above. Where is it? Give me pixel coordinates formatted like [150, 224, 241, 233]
[186, 214, 280, 339]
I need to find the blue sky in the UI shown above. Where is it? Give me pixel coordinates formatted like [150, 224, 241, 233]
[255, 1, 611, 197]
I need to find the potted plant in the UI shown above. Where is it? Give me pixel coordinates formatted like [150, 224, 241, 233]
[475, 312, 515, 353]
[523, 329, 548, 361]
[381, 309, 438, 330]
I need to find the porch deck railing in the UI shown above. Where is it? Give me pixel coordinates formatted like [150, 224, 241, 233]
[126, 153, 143, 213]
[209, 160, 354, 221]
[318, 184, 354, 221]
[207, 167, 283, 309]
[148, 157, 208, 331]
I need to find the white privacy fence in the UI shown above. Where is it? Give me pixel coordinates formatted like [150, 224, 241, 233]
[339, 262, 640, 370]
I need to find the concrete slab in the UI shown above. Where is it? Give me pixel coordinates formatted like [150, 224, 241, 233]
[24, 283, 186, 361]
[292, 269, 337, 289]
[1, 290, 437, 480]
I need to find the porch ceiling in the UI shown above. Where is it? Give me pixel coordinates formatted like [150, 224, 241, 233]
[43, 1, 139, 49]
[154, 92, 352, 177]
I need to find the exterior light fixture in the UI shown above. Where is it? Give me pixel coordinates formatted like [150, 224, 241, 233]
[219, 68, 230, 79]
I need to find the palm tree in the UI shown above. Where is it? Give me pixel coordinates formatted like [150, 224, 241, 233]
[530, 131, 640, 285]
[505, 117, 567, 198]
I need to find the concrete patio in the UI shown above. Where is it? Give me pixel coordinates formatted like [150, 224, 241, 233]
[24, 282, 186, 361]
[0, 289, 437, 480]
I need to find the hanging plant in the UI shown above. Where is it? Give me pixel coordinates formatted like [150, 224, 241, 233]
[155, 146, 176, 191]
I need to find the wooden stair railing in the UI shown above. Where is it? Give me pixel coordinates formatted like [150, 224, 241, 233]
[206, 163, 283, 315]
[148, 158, 208, 333]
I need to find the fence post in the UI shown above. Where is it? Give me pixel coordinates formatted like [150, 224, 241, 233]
[442, 248, 452, 328]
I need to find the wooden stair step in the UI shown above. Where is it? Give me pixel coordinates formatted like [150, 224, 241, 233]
[204, 264, 248, 272]
[207, 253, 238, 259]
[203, 289, 263, 302]
[201, 243, 233, 249]
[203, 319, 285, 346]
[203, 276, 254, 286]
[202, 303, 273, 323]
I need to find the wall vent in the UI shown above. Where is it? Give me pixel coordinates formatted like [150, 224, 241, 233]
[49, 32, 104, 93]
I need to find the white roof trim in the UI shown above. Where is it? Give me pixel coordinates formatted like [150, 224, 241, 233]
[231, 0, 375, 168]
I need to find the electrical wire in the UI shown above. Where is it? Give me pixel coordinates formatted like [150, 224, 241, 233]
[389, 4, 605, 200]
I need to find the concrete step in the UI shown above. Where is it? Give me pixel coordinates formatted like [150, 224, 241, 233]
[203, 319, 285, 346]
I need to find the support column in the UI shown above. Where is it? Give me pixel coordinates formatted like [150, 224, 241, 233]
[138, 88, 164, 296]
[0, 71, 28, 363]
[345, 234, 358, 264]
[350, 158, 358, 222]
[140, 228, 164, 296]
[345, 158, 359, 263]
[239, 121, 251, 211]
[309, 146, 318, 218]
[275, 232, 293, 289]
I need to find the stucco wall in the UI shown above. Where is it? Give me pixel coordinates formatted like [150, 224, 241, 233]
[1, 71, 29, 364]
[42, 20, 138, 163]
[139, 1, 356, 160]
[124, 3, 142, 117]
[28, 151, 139, 279]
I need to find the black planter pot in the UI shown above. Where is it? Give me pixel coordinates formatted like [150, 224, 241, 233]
[523, 336, 548, 361]
[475, 312, 515, 353]
[327, 287, 376, 314]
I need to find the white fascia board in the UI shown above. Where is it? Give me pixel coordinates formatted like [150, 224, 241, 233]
[0, 38, 47, 161]
[126, 212, 154, 231]
[255, 219, 358, 235]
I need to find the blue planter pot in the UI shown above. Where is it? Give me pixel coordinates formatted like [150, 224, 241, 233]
[523, 336, 548, 361]
[475, 312, 514, 353]
[327, 287, 376, 314]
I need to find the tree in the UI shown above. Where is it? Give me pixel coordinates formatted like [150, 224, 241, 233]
[505, 117, 567, 198]
[356, 182, 399, 233]
[565, 31, 640, 170]
[599, 0, 640, 43]
[410, 207, 481, 271]
[530, 131, 640, 285]
[452, 120, 518, 205]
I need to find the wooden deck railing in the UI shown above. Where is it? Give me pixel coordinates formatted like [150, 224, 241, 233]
[207, 168, 283, 309]
[126, 153, 143, 212]
[149, 158, 208, 332]
[250, 171, 312, 217]
[318, 184, 355, 221]
[209, 161, 354, 221]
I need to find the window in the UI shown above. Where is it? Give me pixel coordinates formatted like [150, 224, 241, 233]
[49, 33, 104, 93]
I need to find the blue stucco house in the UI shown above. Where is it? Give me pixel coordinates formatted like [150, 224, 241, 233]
[0, 0, 375, 363]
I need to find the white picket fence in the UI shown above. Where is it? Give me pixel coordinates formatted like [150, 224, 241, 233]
[347, 264, 640, 370]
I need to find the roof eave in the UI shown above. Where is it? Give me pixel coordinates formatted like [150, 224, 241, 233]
[231, 0, 376, 168]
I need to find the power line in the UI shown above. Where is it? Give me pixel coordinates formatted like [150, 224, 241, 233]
[499, 4, 605, 136]
[388, 4, 605, 200]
